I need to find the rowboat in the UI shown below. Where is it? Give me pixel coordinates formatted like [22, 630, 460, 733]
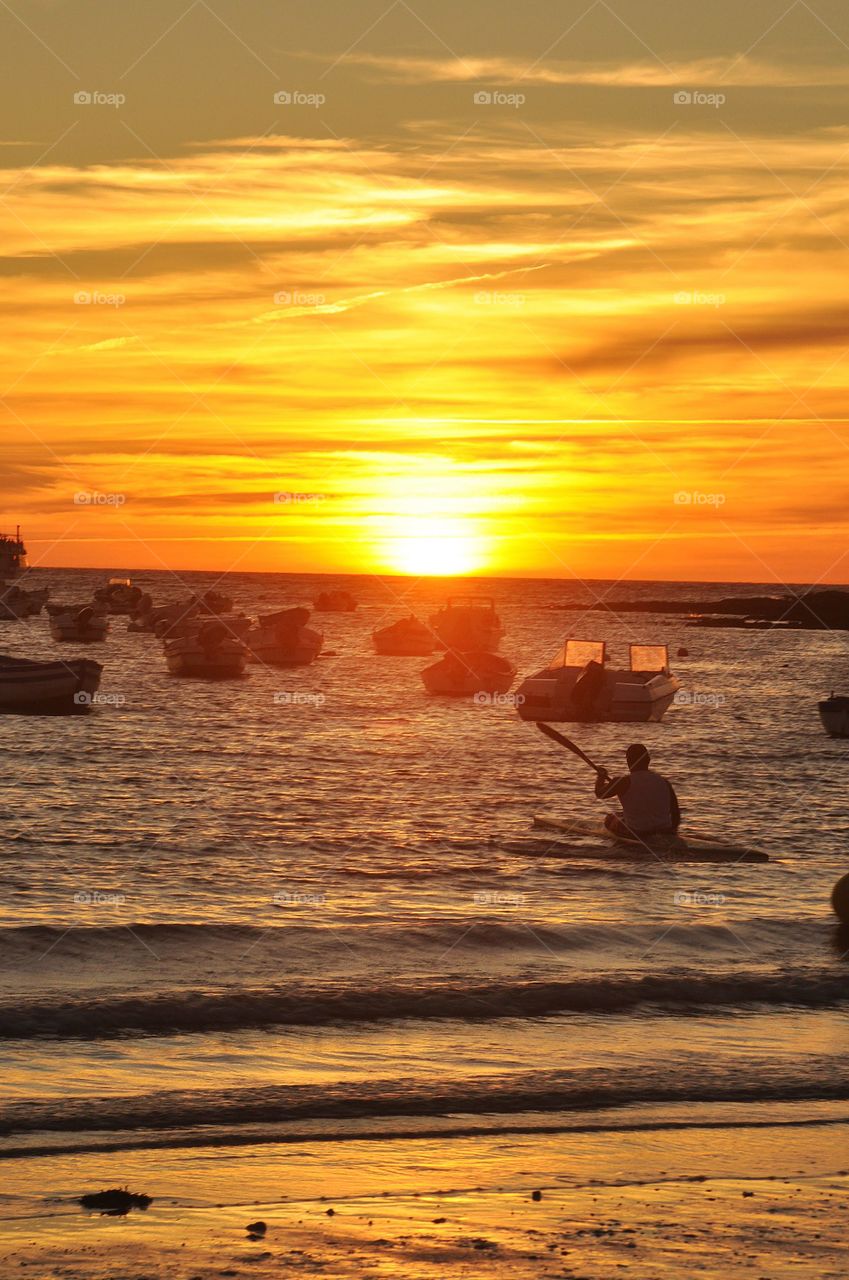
[164, 626, 248, 678]
[421, 649, 516, 697]
[373, 615, 435, 656]
[429, 596, 504, 652]
[531, 815, 768, 863]
[0, 654, 103, 714]
[47, 604, 109, 643]
[247, 607, 323, 666]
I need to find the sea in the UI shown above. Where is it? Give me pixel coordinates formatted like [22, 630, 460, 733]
[1, 571, 848, 1176]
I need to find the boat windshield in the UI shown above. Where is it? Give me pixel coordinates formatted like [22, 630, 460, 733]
[630, 644, 668, 673]
[445, 596, 495, 611]
[548, 639, 606, 670]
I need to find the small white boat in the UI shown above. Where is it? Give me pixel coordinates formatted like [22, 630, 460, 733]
[0, 654, 102, 714]
[429, 596, 504, 652]
[164, 621, 248, 678]
[421, 649, 516, 697]
[48, 604, 109, 643]
[819, 694, 849, 738]
[373, 615, 435, 656]
[247, 607, 323, 666]
[516, 639, 680, 723]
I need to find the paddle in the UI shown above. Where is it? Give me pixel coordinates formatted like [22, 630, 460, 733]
[536, 722, 735, 849]
[535, 722, 607, 776]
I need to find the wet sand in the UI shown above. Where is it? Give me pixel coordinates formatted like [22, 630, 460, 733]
[2, 1113, 847, 1279]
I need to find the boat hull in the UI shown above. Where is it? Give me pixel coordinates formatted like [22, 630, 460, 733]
[819, 697, 849, 738]
[373, 622, 435, 656]
[247, 626, 323, 667]
[165, 650, 247, 679]
[516, 669, 679, 723]
[0, 656, 102, 715]
[421, 651, 516, 697]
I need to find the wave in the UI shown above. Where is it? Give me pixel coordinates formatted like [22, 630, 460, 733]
[2, 967, 847, 1039]
[0, 915, 832, 960]
[2, 1060, 849, 1145]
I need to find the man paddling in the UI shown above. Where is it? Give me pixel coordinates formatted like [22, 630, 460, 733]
[594, 744, 680, 839]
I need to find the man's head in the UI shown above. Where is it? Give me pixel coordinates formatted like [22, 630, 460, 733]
[626, 743, 651, 771]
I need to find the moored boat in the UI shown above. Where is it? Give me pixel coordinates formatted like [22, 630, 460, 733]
[516, 639, 680, 723]
[94, 578, 143, 615]
[0, 654, 102, 714]
[421, 649, 516, 697]
[47, 604, 109, 643]
[247, 607, 323, 666]
[0, 582, 49, 619]
[314, 589, 357, 612]
[429, 596, 503, 652]
[819, 694, 849, 739]
[164, 620, 248, 678]
[373, 615, 435, 656]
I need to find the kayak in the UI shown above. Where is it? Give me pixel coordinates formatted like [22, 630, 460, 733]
[531, 815, 769, 863]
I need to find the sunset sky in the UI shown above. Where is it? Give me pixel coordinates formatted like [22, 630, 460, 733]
[2, 0, 849, 581]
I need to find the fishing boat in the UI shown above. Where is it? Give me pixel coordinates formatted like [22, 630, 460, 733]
[247, 607, 323, 666]
[0, 526, 26, 579]
[0, 654, 102, 714]
[164, 620, 248, 678]
[373, 615, 435, 656]
[47, 603, 109, 643]
[516, 639, 679, 723]
[421, 649, 516, 697]
[314, 589, 357, 612]
[429, 596, 503, 651]
[819, 694, 849, 739]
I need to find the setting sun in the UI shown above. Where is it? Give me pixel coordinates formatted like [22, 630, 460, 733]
[382, 516, 486, 576]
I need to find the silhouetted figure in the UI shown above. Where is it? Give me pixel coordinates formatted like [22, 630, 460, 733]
[595, 743, 680, 838]
[572, 658, 605, 720]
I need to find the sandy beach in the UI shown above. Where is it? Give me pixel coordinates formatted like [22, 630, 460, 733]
[3, 1109, 849, 1278]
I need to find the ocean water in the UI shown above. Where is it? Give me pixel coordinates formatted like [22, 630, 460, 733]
[1, 570, 848, 1164]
